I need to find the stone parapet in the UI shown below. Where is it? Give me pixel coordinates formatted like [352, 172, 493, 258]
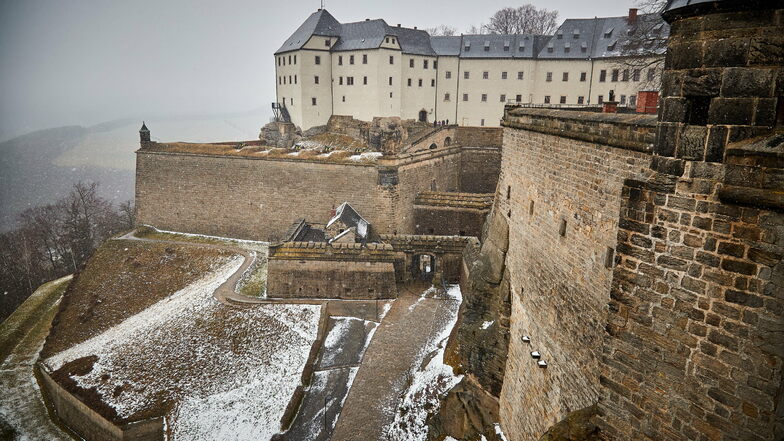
[502, 107, 657, 153]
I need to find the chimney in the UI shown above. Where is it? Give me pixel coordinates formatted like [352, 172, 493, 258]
[397, 24, 401, 27]
[365, 18, 369, 21]
[413, 26, 417, 29]
[628, 8, 638, 24]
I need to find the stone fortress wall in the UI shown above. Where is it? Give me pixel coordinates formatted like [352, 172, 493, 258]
[135, 127, 502, 242]
[433, 3, 784, 441]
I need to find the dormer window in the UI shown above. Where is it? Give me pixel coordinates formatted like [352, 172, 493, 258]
[547, 42, 554, 53]
[573, 29, 580, 39]
[608, 40, 617, 51]
[518, 42, 525, 52]
[503, 41, 510, 51]
[325, 39, 331, 47]
[604, 28, 613, 38]
[484, 41, 490, 51]
[564, 42, 570, 53]
[464, 41, 471, 51]
[556, 30, 563, 40]
[385, 37, 390, 43]
[581, 42, 588, 53]
[392, 38, 396, 44]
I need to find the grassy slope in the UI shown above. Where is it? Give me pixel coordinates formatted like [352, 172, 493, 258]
[41, 239, 236, 358]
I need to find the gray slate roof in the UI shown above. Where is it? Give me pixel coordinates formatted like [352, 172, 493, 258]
[276, 9, 668, 59]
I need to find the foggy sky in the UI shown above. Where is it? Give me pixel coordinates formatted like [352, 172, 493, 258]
[0, 0, 641, 141]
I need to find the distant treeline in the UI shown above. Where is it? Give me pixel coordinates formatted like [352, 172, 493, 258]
[0, 182, 133, 321]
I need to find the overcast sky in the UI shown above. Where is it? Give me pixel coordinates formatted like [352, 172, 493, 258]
[0, 0, 642, 140]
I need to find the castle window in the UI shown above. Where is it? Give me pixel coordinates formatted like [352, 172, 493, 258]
[288, 75, 292, 84]
[604, 28, 613, 38]
[408, 78, 412, 87]
[293, 55, 297, 64]
[464, 71, 470, 79]
[444, 93, 450, 101]
[507, 186, 511, 200]
[502, 71, 508, 79]
[578, 96, 584, 104]
[386, 37, 390, 43]
[517, 71, 524, 80]
[339, 76, 343, 85]
[339, 56, 343, 65]
[516, 94, 522, 102]
[392, 38, 396, 44]
[325, 39, 331, 46]
[556, 30, 563, 40]
[445, 71, 452, 79]
[389, 56, 394, 64]
[611, 69, 619, 82]
[410, 59, 415, 68]
[622, 69, 629, 81]
[312, 97, 317, 105]
[482, 71, 489, 79]
[581, 42, 587, 53]
[633, 69, 640, 82]
[562, 72, 569, 81]
[573, 29, 580, 38]
[481, 94, 487, 102]
[544, 95, 551, 104]
[598, 95, 604, 104]
[288, 55, 291, 64]
[418, 79, 423, 87]
[484, 41, 490, 51]
[363, 54, 368, 64]
[350, 55, 355, 65]
[647, 69, 656, 82]
[342, 95, 346, 102]
[278, 77, 281, 85]
[389, 76, 393, 85]
[347, 76, 354, 85]
[620, 94, 626, 105]
[547, 43, 554, 53]
[277, 57, 281, 66]
[464, 41, 471, 51]
[580, 72, 587, 82]
[529, 200, 535, 216]
[560, 96, 567, 104]
[424, 60, 428, 69]
[431, 79, 435, 87]
[290, 97, 293, 105]
[599, 70, 607, 82]
[518, 42, 525, 52]
[363, 76, 368, 85]
[559, 219, 567, 237]
[390, 92, 393, 97]
[315, 55, 321, 65]
[564, 44, 570, 53]
[546, 72, 553, 82]
[481, 119, 485, 126]
[294, 75, 297, 84]
[433, 61, 437, 69]
[500, 94, 506, 102]
[314, 75, 319, 84]
[463, 94, 469, 101]
[629, 95, 636, 107]
[503, 41, 510, 51]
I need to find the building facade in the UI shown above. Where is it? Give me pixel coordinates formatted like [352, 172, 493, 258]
[275, 8, 668, 129]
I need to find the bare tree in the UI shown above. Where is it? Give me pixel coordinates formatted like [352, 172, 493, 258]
[425, 25, 457, 36]
[119, 200, 135, 230]
[613, 0, 669, 90]
[484, 4, 559, 35]
[466, 24, 488, 35]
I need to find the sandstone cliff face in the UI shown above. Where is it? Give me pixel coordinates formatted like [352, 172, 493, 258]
[428, 207, 511, 440]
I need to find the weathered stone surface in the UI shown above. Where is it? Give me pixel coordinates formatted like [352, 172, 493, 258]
[425, 377, 500, 441]
[538, 405, 601, 441]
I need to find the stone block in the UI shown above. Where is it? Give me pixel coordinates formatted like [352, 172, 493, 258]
[703, 37, 750, 67]
[661, 97, 688, 123]
[654, 123, 679, 157]
[660, 71, 684, 97]
[749, 35, 784, 66]
[708, 98, 755, 125]
[753, 98, 778, 127]
[705, 126, 728, 163]
[682, 69, 722, 96]
[720, 68, 774, 98]
[666, 41, 704, 70]
[677, 125, 707, 160]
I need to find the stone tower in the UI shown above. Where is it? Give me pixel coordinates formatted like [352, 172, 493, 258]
[139, 121, 150, 146]
[598, 1, 783, 440]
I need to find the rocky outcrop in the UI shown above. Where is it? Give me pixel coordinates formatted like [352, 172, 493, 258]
[428, 207, 511, 440]
[259, 121, 302, 148]
[538, 405, 601, 441]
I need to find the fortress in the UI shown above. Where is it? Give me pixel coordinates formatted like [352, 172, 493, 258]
[33, 1, 783, 440]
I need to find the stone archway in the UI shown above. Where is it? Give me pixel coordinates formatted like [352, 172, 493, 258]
[411, 253, 436, 282]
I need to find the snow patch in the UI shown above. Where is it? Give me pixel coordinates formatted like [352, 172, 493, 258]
[481, 320, 494, 329]
[348, 151, 383, 162]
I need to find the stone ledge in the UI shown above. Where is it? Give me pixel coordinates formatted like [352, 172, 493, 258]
[502, 108, 656, 153]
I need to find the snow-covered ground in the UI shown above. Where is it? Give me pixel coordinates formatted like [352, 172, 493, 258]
[383, 285, 464, 441]
[43, 256, 321, 440]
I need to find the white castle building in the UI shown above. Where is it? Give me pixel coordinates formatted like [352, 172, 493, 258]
[274, 8, 668, 129]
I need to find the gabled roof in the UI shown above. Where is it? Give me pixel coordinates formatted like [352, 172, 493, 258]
[327, 202, 369, 239]
[538, 14, 668, 59]
[458, 34, 548, 59]
[276, 9, 341, 54]
[331, 19, 388, 52]
[387, 25, 436, 56]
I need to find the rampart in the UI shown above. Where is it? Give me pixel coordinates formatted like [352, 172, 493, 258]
[413, 191, 493, 237]
[496, 109, 655, 439]
[135, 127, 501, 241]
[38, 365, 163, 441]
